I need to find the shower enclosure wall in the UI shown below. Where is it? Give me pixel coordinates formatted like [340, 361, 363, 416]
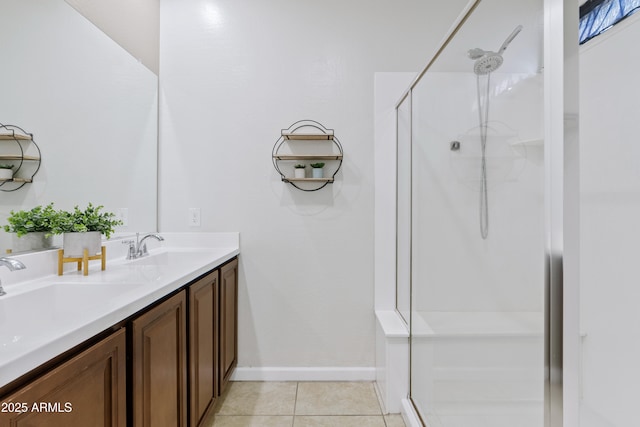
[394, 0, 546, 425]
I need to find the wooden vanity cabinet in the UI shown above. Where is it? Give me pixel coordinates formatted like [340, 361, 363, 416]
[131, 261, 237, 427]
[220, 258, 238, 392]
[188, 271, 219, 425]
[0, 328, 126, 426]
[0, 257, 238, 427]
[132, 291, 187, 427]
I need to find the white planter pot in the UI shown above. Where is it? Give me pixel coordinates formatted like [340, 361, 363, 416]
[0, 168, 13, 180]
[11, 232, 53, 252]
[63, 231, 102, 257]
[311, 167, 324, 178]
[294, 168, 306, 178]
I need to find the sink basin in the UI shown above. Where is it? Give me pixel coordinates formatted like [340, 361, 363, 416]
[0, 282, 143, 348]
[0, 282, 142, 314]
[125, 248, 228, 267]
[127, 250, 198, 266]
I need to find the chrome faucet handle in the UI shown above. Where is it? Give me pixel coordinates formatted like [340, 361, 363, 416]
[122, 240, 136, 260]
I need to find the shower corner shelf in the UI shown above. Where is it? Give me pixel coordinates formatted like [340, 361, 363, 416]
[509, 138, 544, 147]
[0, 123, 42, 192]
[272, 120, 343, 192]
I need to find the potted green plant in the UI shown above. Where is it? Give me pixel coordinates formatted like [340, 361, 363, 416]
[309, 162, 325, 178]
[51, 203, 123, 257]
[3, 203, 56, 251]
[0, 164, 14, 180]
[294, 164, 306, 179]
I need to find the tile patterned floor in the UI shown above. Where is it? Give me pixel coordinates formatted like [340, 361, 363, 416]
[202, 381, 406, 427]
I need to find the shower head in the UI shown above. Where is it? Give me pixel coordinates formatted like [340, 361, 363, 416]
[473, 53, 503, 75]
[468, 25, 523, 75]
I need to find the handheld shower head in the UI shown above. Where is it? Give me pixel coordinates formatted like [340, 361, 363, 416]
[497, 24, 523, 55]
[468, 25, 523, 75]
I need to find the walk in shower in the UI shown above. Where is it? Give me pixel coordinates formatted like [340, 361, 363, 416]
[396, 0, 546, 425]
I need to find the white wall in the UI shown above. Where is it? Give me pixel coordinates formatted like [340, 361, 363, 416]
[579, 12, 640, 427]
[159, 0, 468, 374]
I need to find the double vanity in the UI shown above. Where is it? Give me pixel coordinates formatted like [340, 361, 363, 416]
[0, 232, 239, 426]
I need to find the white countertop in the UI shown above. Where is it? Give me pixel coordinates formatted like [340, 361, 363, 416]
[0, 232, 239, 388]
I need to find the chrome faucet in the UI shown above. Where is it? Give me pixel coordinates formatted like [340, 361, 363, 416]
[123, 233, 164, 260]
[0, 257, 27, 296]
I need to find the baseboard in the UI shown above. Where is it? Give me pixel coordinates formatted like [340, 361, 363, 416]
[230, 366, 376, 382]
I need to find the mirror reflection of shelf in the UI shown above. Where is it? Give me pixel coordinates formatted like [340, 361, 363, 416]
[0, 124, 42, 192]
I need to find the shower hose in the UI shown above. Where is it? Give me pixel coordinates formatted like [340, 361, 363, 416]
[476, 72, 491, 240]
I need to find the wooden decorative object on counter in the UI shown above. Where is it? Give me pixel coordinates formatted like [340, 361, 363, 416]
[57, 246, 106, 276]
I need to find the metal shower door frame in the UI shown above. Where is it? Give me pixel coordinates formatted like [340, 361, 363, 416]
[392, 0, 573, 425]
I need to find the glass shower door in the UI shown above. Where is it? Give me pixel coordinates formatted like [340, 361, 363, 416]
[404, 0, 546, 425]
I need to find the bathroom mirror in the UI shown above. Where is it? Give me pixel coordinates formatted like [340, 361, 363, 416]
[0, 0, 158, 253]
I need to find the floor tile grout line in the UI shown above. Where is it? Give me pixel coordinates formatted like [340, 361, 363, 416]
[208, 381, 403, 426]
[292, 381, 299, 426]
[373, 381, 385, 417]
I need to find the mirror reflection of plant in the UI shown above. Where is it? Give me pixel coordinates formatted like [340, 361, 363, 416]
[294, 164, 306, 169]
[50, 203, 123, 238]
[309, 162, 325, 168]
[3, 203, 57, 237]
[0, 164, 14, 169]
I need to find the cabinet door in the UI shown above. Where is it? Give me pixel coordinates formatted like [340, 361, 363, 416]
[219, 258, 238, 393]
[0, 328, 126, 427]
[132, 291, 187, 427]
[189, 271, 219, 425]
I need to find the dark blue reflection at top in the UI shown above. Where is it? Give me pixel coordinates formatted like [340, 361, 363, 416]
[579, 0, 640, 44]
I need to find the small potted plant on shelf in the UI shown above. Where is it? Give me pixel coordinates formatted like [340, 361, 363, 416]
[294, 164, 306, 179]
[0, 164, 14, 180]
[3, 203, 56, 252]
[309, 162, 325, 179]
[50, 203, 123, 257]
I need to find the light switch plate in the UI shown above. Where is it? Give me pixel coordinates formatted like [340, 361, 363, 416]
[117, 208, 128, 226]
[188, 208, 201, 227]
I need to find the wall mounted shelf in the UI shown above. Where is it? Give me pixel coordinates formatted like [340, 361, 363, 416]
[0, 178, 33, 183]
[0, 123, 42, 192]
[274, 155, 343, 161]
[0, 155, 40, 161]
[272, 120, 343, 192]
[282, 132, 334, 140]
[283, 178, 335, 183]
